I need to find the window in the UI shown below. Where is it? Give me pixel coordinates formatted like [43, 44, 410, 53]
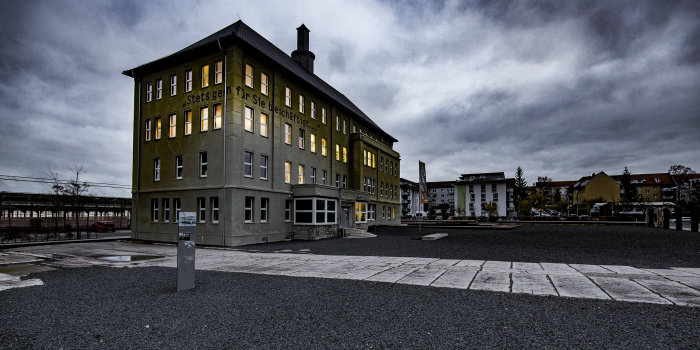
[260, 112, 268, 137]
[155, 79, 162, 100]
[260, 155, 268, 180]
[173, 198, 181, 223]
[492, 184, 497, 192]
[285, 86, 291, 107]
[244, 106, 253, 132]
[169, 114, 176, 138]
[311, 168, 316, 184]
[200, 106, 209, 132]
[214, 60, 223, 84]
[342, 175, 347, 189]
[352, 125, 356, 133]
[244, 151, 253, 177]
[201, 65, 209, 88]
[310, 134, 316, 153]
[380, 157, 384, 171]
[260, 72, 269, 95]
[284, 123, 292, 144]
[213, 104, 222, 129]
[146, 82, 153, 102]
[294, 198, 337, 224]
[336, 116, 340, 131]
[321, 107, 327, 124]
[197, 197, 206, 223]
[145, 120, 152, 141]
[321, 170, 327, 185]
[162, 199, 170, 223]
[245, 64, 254, 88]
[298, 165, 305, 184]
[199, 152, 207, 177]
[335, 174, 340, 188]
[175, 155, 183, 179]
[342, 147, 348, 163]
[153, 158, 160, 181]
[184, 111, 192, 135]
[368, 204, 375, 221]
[284, 162, 291, 184]
[494, 193, 499, 202]
[355, 202, 367, 223]
[244, 196, 254, 223]
[382, 206, 386, 219]
[380, 183, 384, 197]
[154, 117, 162, 139]
[311, 101, 316, 119]
[299, 94, 305, 113]
[321, 138, 327, 156]
[211, 197, 219, 223]
[151, 199, 158, 222]
[185, 69, 192, 92]
[285, 200, 292, 222]
[298, 129, 305, 149]
[364, 150, 376, 168]
[335, 144, 340, 161]
[343, 120, 347, 134]
[170, 74, 177, 96]
[260, 198, 269, 223]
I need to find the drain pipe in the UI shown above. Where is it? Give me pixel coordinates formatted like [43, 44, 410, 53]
[133, 70, 141, 240]
[218, 38, 227, 246]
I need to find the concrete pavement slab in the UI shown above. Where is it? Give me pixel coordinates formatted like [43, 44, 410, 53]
[591, 277, 672, 305]
[470, 271, 511, 292]
[366, 266, 420, 283]
[454, 259, 485, 267]
[428, 259, 461, 267]
[634, 278, 700, 307]
[396, 267, 446, 286]
[569, 264, 613, 274]
[642, 268, 698, 277]
[512, 273, 558, 296]
[430, 268, 479, 289]
[600, 265, 656, 275]
[671, 267, 700, 276]
[665, 276, 700, 290]
[549, 275, 609, 300]
[481, 260, 511, 271]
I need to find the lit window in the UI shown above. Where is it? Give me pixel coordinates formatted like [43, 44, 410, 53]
[284, 162, 291, 184]
[298, 165, 305, 184]
[260, 112, 268, 137]
[355, 202, 368, 223]
[322, 107, 327, 124]
[285, 87, 291, 107]
[169, 114, 176, 138]
[311, 101, 316, 119]
[173, 198, 181, 222]
[145, 120, 152, 141]
[169, 74, 177, 96]
[175, 155, 183, 179]
[260, 198, 269, 223]
[260, 155, 268, 180]
[146, 82, 152, 102]
[260, 72, 268, 95]
[321, 138, 327, 156]
[245, 64, 254, 88]
[154, 117, 162, 140]
[311, 167, 316, 184]
[151, 199, 158, 222]
[335, 144, 340, 161]
[201, 64, 209, 88]
[185, 69, 192, 92]
[199, 152, 207, 177]
[244, 196, 254, 223]
[211, 197, 219, 223]
[200, 107, 209, 132]
[298, 129, 305, 149]
[244, 106, 253, 132]
[213, 104, 222, 129]
[284, 123, 292, 144]
[214, 60, 223, 84]
[197, 197, 206, 223]
[184, 111, 192, 135]
[342, 147, 347, 163]
[310, 134, 316, 153]
[153, 158, 160, 181]
[162, 199, 169, 223]
[299, 94, 305, 113]
[244, 151, 253, 177]
[155, 79, 162, 100]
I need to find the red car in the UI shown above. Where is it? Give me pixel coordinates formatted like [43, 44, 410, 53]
[90, 221, 116, 232]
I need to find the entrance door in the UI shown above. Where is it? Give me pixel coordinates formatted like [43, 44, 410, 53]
[341, 206, 351, 228]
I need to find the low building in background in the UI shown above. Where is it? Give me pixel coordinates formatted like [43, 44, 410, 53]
[400, 178, 421, 217]
[427, 181, 455, 216]
[572, 172, 620, 205]
[454, 173, 515, 218]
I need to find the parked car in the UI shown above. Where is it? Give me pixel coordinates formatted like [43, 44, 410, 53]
[90, 221, 116, 232]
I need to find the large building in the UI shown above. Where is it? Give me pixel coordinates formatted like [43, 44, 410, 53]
[399, 178, 421, 217]
[123, 21, 401, 246]
[427, 181, 455, 216]
[454, 173, 515, 218]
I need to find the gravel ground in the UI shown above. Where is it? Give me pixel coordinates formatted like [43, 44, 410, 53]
[241, 225, 700, 268]
[2, 266, 699, 349]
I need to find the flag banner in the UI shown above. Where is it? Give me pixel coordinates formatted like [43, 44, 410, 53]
[419, 161, 429, 204]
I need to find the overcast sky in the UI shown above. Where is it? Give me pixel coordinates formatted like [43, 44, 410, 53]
[1, 0, 698, 197]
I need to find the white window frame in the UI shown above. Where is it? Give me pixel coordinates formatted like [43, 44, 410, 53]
[173, 198, 181, 223]
[154, 117, 161, 140]
[310, 134, 316, 153]
[260, 155, 268, 180]
[151, 199, 159, 222]
[260, 112, 268, 137]
[321, 170, 327, 185]
[284, 162, 291, 184]
[214, 60, 223, 85]
[154, 158, 160, 181]
[162, 198, 169, 223]
[145, 119, 152, 141]
[201, 64, 209, 88]
[298, 129, 305, 149]
[170, 74, 177, 96]
[155, 79, 162, 100]
[175, 155, 183, 180]
[244, 196, 254, 223]
[211, 197, 219, 223]
[214, 104, 222, 129]
[298, 164, 305, 184]
[169, 114, 176, 138]
[321, 138, 327, 156]
[200, 106, 209, 132]
[355, 202, 368, 223]
[245, 64, 254, 88]
[299, 94, 305, 113]
[284, 123, 292, 145]
[146, 82, 153, 102]
[260, 197, 269, 223]
[197, 197, 206, 223]
[322, 107, 327, 124]
[260, 72, 269, 95]
[285, 200, 292, 222]
[244, 106, 254, 132]
[244, 151, 253, 178]
[184, 110, 192, 135]
[311, 101, 316, 119]
[185, 69, 192, 92]
[311, 167, 316, 184]
[199, 152, 207, 177]
[294, 198, 337, 225]
[285, 86, 291, 107]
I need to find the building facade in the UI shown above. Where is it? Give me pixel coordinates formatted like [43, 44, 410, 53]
[427, 181, 455, 216]
[399, 178, 421, 217]
[123, 22, 401, 246]
[572, 172, 620, 205]
[454, 173, 514, 218]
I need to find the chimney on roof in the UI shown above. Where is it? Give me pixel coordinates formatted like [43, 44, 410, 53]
[292, 24, 315, 73]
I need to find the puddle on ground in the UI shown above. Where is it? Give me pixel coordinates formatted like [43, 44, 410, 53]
[92, 255, 163, 262]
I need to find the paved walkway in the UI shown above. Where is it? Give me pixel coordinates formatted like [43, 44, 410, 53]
[2, 242, 699, 306]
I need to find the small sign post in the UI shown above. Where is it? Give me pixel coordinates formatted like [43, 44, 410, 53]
[177, 212, 196, 291]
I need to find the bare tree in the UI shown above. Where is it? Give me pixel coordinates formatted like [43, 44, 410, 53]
[46, 168, 64, 235]
[669, 165, 695, 203]
[47, 165, 91, 238]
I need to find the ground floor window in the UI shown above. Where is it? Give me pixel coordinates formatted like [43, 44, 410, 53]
[245, 196, 254, 223]
[294, 197, 337, 225]
[355, 202, 367, 223]
[211, 197, 219, 223]
[368, 204, 375, 221]
[285, 200, 292, 222]
[261, 198, 269, 223]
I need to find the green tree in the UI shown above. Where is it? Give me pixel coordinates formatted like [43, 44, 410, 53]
[529, 192, 546, 209]
[482, 201, 499, 220]
[514, 167, 528, 206]
[518, 199, 532, 216]
[555, 199, 569, 214]
[620, 166, 637, 202]
[669, 164, 695, 203]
